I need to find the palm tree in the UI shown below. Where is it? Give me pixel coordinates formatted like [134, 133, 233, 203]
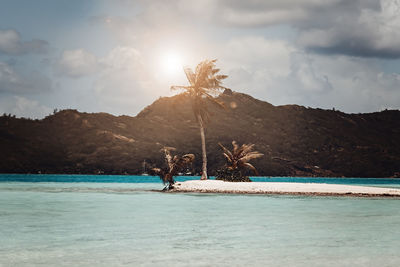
[152, 147, 195, 190]
[171, 59, 228, 180]
[217, 141, 263, 181]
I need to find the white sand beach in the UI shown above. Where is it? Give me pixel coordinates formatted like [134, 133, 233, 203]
[172, 180, 400, 197]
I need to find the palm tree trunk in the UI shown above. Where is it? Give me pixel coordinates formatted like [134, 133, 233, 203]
[197, 114, 208, 180]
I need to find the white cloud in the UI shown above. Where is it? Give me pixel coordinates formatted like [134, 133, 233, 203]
[51, 45, 173, 115]
[92, 46, 168, 115]
[0, 29, 48, 55]
[100, 46, 141, 69]
[109, 0, 400, 59]
[55, 49, 99, 78]
[205, 0, 400, 58]
[215, 36, 400, 113]
[0, 61, 52, 93]
[297, 0, 400, 58]
[214, 0, 325, 26]
[0, 96, 52, 119]
[219, 37, 293, 76]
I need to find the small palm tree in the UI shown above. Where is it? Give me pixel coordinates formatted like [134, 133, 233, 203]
[171, 59, 228, 180]
[152, 147, 195, 190]
[217, 141, 263, 182]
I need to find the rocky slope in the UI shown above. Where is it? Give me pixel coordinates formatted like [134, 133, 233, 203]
[1, 90, 399, 177]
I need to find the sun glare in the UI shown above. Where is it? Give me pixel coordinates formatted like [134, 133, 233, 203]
[161, 52, 183, 76]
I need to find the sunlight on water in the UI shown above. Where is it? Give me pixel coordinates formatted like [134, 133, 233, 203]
[1, 175, 400, 266]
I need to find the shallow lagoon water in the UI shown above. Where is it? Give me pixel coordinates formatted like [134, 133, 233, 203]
[1, 175, 400, 266]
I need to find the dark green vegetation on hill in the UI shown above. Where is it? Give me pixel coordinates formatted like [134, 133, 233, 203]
[1, 90, 400, 177]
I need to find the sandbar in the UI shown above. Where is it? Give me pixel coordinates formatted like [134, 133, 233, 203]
[171, 180, 400, 197]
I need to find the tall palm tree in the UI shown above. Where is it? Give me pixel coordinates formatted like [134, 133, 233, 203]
[171, 59, 228, 180]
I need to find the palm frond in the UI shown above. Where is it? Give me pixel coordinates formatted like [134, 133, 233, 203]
[152, 168, 167, 184]
[241, 162, 259, 175]
[184, 67, 196, 86]
[238, 152, 264, 164]
[170, 85, 192, 91]
[161, 147, 176, 171]
[152, 168, 163, 175]
[223, 152, 233, 162]
[218, 142, 233, 160]
[211, 68, 220, 75]
[238, 144, 255, 157]
[203, 93, 226, 109]
[215, 74, 228, 80]
[181, 154, 195, 164]
[232, 141, 239, 155]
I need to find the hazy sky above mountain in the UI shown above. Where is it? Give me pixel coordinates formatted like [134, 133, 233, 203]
[1, 0, 400, 118]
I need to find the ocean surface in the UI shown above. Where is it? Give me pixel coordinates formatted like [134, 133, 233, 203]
[1, 174, 400, 266]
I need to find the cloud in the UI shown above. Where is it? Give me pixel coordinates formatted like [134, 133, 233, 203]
[215, 0, 400, 58]
[219, 37, 293, 77]
[0, 29, 49, 55]
[213, 0, 338, 26]
[55, 49, 99, 78]
[0, 61, 52, 93]
[219, 38, 332, 101]
[113, 0, 400, 59]
[52, 45, 170, 115]
[298, 0, 400, 58]
[213, 0, 379, 26]
[0, 96, 52, 119]
[92, 46, 166, 115]
[215, 36, 400, 113]
[301, 54, 400, 112]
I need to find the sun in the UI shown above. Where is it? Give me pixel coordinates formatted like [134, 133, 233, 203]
[161, 52, 183, 76]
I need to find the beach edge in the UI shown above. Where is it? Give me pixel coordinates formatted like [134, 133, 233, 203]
[169, 180, 400, 197]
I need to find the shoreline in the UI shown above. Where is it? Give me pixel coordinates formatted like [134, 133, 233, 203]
[170, 180, 400, 197]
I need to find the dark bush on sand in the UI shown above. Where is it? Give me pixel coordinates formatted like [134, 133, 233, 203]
[215, 168, 252, 182]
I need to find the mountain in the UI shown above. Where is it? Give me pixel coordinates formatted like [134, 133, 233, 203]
[1, 90, 400, 177]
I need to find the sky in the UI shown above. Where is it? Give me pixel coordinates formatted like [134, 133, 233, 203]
[1, 0, 400, 118]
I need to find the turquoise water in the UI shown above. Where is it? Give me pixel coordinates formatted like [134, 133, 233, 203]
[1, 175, 400, 266]
[2, 174, 400, 187]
